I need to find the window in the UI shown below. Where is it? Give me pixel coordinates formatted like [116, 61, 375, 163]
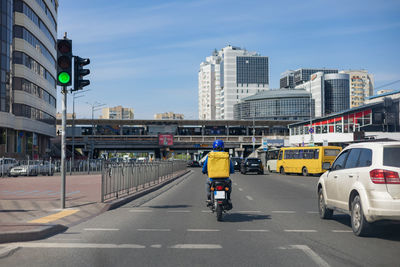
[344, 149, 361, 169]
[383, 147, 400, 168]
[314, 149, 319, 159]
[278, 151, 283, 160]
[324, 149, 340, 156]
[358, 149, 372, 167]
[331, 150, 349, 170]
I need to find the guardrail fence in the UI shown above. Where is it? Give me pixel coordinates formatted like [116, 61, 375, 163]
[101, 160, 187, 202]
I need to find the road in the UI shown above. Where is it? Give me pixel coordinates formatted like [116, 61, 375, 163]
[1, 169, 400, 266]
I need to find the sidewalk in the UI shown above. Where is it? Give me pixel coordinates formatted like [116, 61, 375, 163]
[0, 170, 189, 243]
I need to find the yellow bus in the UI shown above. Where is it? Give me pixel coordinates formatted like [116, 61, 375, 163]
[276, 146, 341, 176]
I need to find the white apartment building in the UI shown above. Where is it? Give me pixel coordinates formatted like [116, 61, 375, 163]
[198, 45, 269, 120]
[340, 70, 374, 108]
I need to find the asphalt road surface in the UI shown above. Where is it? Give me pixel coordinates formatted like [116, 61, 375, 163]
[1, 169, 400, 266]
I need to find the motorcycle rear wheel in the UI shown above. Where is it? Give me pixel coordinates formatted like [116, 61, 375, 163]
[216, 204, 223, 221]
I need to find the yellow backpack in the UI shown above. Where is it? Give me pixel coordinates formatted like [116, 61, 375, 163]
[207, 151, 230, 178]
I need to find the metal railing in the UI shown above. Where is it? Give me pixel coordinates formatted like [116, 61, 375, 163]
[101, 160, 187, 202]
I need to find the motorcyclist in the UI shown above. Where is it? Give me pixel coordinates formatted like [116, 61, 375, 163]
[202, 139, 234, 210]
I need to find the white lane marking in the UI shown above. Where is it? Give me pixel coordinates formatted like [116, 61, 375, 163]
[150, 244, 162, 248]
[332, 230, 352, 233]
[52, 238, 82, 241]
[187, 229, 220, 232]
[137, 229, 171, 232]
[272, 211, 296, 214]
[284, 230, 317, 233]
[201, 210, 212, 213]
[170, 244, 222, 249]
[0, 246, 18, 258]
[84, 228, 119, 231]
[237, 210, 261, 213]
[290, 245, 330, 267]
[4, 242, 145, 249]
[129, 210, 153, 213]
[238, 188, 243, 191]
[233, 183, 238, 186]
[307, 211, 319, 214]
[167, 210, 191, 213]
[246, 195, 253, 201]
[238, 230, 269, 232]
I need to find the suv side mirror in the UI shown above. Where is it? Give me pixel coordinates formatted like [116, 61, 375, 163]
[322, 162, 331, 170]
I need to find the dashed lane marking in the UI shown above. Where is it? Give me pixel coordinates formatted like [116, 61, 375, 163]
[272, 211, 296, 214]
[84, 228, 119, 231]
[29, 209, 79, 223]
[129, 210, 153, 213]
[290, 245, 330, 267]
[331, 230, 352, 233]
[233, 183, 238, 186]
[170, 244, 222, 249]
[246, 195, 254, 201]
[284, 230, 317, 233]
[187, 229, 220, 232]
[150, 244, 162, 248]
[307, 211, 319, 214]
[137, 229, 171, 232]
[238, 229, 269, 232]
[237, 210, 261, 213]
[167, 210, 191, 213]
[2, 242, 145, 249]
[238, 188, 243, 191]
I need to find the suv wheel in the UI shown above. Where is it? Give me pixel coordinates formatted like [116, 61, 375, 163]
[318, 188, 333, 219]
[280, 167, 285, 175]
[302, 167, 308, 176]
[351, 195, 371, 236]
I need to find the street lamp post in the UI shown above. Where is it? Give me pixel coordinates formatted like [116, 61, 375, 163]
[71, 89, 90, 174]
[309, 82, 314, 145]
[86, 102, 106, 159]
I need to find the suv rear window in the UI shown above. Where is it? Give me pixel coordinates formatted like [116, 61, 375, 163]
[383, 147, 400, 167]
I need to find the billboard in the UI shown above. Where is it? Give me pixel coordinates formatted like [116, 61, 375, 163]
[159, 134, 174, 146]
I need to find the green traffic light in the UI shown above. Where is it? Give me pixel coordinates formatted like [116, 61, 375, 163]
[58, 72, 71, 84]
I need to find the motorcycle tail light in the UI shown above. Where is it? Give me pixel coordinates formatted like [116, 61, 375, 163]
[216, 185, 224, 190]
[225, 187, 229, 191]
[210, 187, 215, 191]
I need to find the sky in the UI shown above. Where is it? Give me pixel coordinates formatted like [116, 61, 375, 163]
[57, 0, 400, 119]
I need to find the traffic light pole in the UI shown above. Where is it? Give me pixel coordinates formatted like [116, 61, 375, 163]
[61, 87, 67, 209]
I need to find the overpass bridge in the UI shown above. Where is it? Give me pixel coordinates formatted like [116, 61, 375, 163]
[55, 119, 295, 158]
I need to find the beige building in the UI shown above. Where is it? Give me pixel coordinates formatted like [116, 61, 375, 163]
[154, 112, 184, 120]
[101, 106, 134, 120]
[340, 70, 374, 108]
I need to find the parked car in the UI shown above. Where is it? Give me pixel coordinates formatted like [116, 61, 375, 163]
[317, 142, 400, 236]
[241, 157, 264, 175]
[9, 161, 54, 177]
[187, 160, 200, 167]
[231, 157, 242, 171]
[0, 158, 18, 176]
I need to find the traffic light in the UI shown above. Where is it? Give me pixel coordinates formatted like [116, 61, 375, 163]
[73, 56, 90, 91]
[56, 39, 72, 86]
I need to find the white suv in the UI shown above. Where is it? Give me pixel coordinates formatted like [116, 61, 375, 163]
[317, 142, 400, 236]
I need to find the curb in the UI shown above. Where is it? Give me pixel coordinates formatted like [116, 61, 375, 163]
[0, 224, 67, 244]
[0, 170, 191, 244]
[102, 170, 191, 212]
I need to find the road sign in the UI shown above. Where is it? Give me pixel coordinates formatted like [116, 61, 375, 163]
[308, 127, 314, 134]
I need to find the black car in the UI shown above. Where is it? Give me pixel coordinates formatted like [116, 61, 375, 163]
[187, 160, 200, 167]
[240, 158, 264, 174]
[231, 157, 242, 171]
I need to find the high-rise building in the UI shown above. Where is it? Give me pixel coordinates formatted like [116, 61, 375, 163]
[101, 106, 134, 120]
[154, 112, 184, 120]
[0, 0, 58, 159]
[339, 70, 374, 108]
[296, 72, 350, 117]
[198, 45, 269, 120]
[292, 68, 338, 86]
[280, 70, 295, 89]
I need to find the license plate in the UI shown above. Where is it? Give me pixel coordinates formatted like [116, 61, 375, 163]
[214, 191, 225, 199]
[252, 164, 259, 166]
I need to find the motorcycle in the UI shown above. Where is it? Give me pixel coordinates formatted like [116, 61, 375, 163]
[209, 180, 231, 221]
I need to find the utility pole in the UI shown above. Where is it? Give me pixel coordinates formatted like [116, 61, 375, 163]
[70, 89, 90, 174]
[86, 102, 106, 159]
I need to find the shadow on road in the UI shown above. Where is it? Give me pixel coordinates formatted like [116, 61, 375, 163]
[148, 204, 192, 209]
[331, 214, 400, 240]
[222, 213, 271, 223]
